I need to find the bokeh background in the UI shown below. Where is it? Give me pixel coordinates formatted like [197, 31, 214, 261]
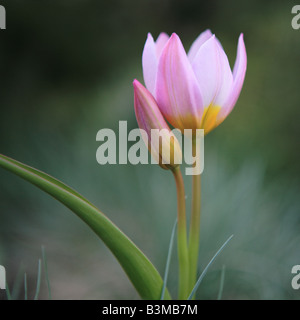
[0, 0, 299, 300]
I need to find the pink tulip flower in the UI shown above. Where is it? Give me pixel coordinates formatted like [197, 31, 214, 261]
[142, 30, 247, 135]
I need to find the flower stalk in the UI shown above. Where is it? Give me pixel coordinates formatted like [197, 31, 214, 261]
[188, 137, 201, 295]
[171, 166, 189, 299]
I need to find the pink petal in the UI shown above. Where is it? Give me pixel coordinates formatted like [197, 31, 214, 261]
[133, 79, 168, 134]
[155, 33, 203, 132]
[133, 79, 182, 169]
[142, 33, 158, 95]
[187, 29, 213, 63]
[213, 41, 233, 106]
[155, 32, 169, 58]
[192, 35, 233, 108]
[218, 34, 247, 120]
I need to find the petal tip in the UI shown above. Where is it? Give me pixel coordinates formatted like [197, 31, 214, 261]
[157, 31, 169, 39]
[132, 79, 139, 87]
[133, 79, 145, 93]
[238, 33, 245, 46]
[170, 32, 180, 41]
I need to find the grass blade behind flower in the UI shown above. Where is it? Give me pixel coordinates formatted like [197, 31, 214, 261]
[34, 259, 42, 300]
[24, 273, 28, 300]
[6, 283, 11, 300]
[187, 234, 234, 300]
[217, 265, 226, 300]
[42, 246, 52, 300]
[160, 218, 177, 300]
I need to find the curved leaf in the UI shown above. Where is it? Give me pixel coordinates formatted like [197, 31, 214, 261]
[0, 153, 171, 300]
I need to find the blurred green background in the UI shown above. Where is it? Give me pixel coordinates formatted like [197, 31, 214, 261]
[0, 0, 299, 299]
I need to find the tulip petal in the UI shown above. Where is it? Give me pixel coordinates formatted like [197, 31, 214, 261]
[156, 33, 203, 132]
[187, 29, 213, 63]
[188, 30, 225, 64]
[133, 79, 182, 169]
[192, 35, 233, 108]
[218, 33, 247, 121]
[133, 79, 167, 169]
[213, 42, 233, 106]
[142, 33, 158, 95]
[134, 79, 168, 133]
[155, 32, 169, 58]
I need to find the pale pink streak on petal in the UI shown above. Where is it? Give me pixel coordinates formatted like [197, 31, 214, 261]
[191, 35, 233, 107]
[192, 35, 223, 107]
[187, 29, 213, 63]
[218, 33, 247, 120]
[156, 33, 203, 131]
[213, 42, 233, 106]
[155, 32, 169, 58]
[142, 33, 158, 95]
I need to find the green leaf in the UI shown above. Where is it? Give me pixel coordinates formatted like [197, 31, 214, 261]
[0, 153, 171, 300]
[34, 259, 42, 300]
[24, 273, 27, 300]
[42, 246, 52, 300]
[187, 234, 233, 300]
[160, 218, 177, 300]
[217, 265, 226, 300]
[6, 282, 12, 300]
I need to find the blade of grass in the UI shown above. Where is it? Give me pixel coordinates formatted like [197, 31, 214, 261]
[187, 234, 234, 300]
[217, 265, 226, 300]
[10, 264, 24, 299]
[42, 246, 51, 300]
[5, 282, 11, 300]
[34, 259, 42, 300]
[5, 264, 24, 300]
[160, 218, 177, 300]
[24, 273, 28, 300]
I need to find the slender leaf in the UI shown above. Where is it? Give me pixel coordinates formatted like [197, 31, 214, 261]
[187, 235, 233, 300]
[42, 246, 51, 300]
[24, 273, 28, 300]
[5, 282, 11, 300]
[160, 218, 177, 300]
[217, 265, 226, 300]
[10, 264, 24, 299]
[0, 153, 171, 300]
[34, 259, 42, 300]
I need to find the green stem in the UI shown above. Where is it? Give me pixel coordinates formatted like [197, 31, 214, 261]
[172, 166, 189, 300]
[188, 138, 201, 295]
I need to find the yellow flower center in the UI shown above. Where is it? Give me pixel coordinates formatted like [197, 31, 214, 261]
[200, 105, 222, 134]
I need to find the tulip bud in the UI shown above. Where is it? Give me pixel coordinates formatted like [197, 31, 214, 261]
[133, 79, 182, 170]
